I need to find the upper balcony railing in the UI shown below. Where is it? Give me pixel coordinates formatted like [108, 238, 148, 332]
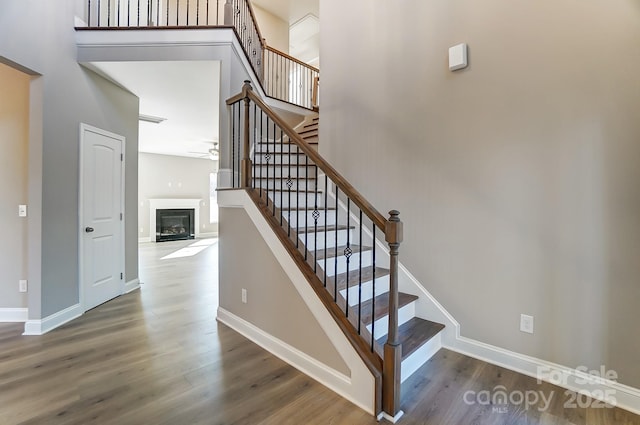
[80, 0, 319, 110]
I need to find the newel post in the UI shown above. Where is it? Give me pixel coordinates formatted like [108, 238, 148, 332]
[383, 210, 403, 419]
[241, 80, 252, 188]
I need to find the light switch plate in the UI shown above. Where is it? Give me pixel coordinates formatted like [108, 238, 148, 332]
[449, 43, 468, 71]
[18, 205, 27, 217]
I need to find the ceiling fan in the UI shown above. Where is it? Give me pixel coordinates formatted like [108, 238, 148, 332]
[188, 141, 219, 160]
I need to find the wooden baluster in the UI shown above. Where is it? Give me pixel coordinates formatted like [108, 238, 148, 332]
[241, 80, 252, 188]
[312, 76, 320, 110]
[383, 210, 403, 419]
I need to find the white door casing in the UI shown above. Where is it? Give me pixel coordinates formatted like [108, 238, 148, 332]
[79, 124, 125, 311]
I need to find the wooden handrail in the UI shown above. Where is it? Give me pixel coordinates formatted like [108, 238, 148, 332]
[264, 45, 320, 72]
[227, 81, 402, 417]
[227, 81, 388, 231]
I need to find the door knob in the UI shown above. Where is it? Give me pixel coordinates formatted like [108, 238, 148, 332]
[85, 227, 95, 233]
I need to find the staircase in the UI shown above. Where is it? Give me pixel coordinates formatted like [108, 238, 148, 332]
[253, 125, 445, 378]
[229, 82, 445, 420]
[294, 114, 319, 146]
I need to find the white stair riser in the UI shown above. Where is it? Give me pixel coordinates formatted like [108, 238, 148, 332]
[341, 276, 390, 305]
[271, 192, 322, 208]
[317, 251, 373, 276]
[300, 228, 351, 250]
[283, 209, 337, 227]
[401, 333, 442, 383]
[254, 154, 311, 165]
[255, 166, 315, 178]
[253, 179, 317, 191]
[254, 142, 295, 153]
[367, 302, 415, 340]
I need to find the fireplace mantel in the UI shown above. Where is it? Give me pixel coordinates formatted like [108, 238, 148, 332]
[149, 199, 203, 242]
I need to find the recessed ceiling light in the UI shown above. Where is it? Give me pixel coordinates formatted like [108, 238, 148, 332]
[139, 114, 167, 124]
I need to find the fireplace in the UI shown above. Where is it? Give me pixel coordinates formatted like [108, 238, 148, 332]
[156, 209, 195, 242]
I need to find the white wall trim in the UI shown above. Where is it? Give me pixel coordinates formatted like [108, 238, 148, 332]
[218, 189, 376, 414]
[217, 308, 360, 405]
[138, 237, 152, 244]
[23, 303, 82, 336]
[445, 336, 640, 416]
[0, 308, 28, 322]
[198, 232, 218, 239]
[124, 278, 140, 294]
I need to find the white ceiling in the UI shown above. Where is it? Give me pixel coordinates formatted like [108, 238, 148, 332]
[251, 0, 319, 25]
[90, 60, 220, 159]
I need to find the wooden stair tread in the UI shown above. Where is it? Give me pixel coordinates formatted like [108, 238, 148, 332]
[303, 122, 319, 128]
[297, 128, 318, 135]
[296, 224, 353, 234]
[254, 151, 308, 155]
[256, 163, 316, 167]
[330, 266, 390, 290]
[256, 141, 317, 146]
[313, 244, 371, 260]
[253, 176, 316, 180]
[264, 189, 321, 194]
[377, 317, 445, 360]
[280, 207, 336, 211]
[359, 292, 418, 325]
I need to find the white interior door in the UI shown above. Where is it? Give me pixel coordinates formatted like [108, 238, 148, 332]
[80, 124, 124, 311]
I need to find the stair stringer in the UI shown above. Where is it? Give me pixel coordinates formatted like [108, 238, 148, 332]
[218, 189, 378, 415]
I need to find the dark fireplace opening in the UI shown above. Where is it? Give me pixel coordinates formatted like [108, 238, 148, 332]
[156, 208, 195, 242]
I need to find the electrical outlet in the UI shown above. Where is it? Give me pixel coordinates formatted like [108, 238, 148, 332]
[241, 288, 247, 304]
[520, 314, 534, 334]
[19, 280, 28, 293]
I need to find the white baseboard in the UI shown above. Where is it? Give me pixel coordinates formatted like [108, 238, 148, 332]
[0, 308, 28, 322]
[379, 410, 404, 423]
[124, 278, 140, 294]
[445, 336, 640, 416]
[217, 307, 360, 407]
[23, 303, 82, 336]
[138, 237, 151, 243]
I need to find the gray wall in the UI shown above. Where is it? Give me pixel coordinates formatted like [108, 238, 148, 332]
[0, 63, 30, 309]
[219, 207, 349, 375]
[320, 0, 640, 388]
[252, 4, 290, 53]
[0, 0, 139, 319]
[138, 153, 218, 239]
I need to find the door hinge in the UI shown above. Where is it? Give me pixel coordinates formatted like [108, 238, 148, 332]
[120, 213, 123, 221]
[120, 273, 123, 280]
[120, 153, 124, 161]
